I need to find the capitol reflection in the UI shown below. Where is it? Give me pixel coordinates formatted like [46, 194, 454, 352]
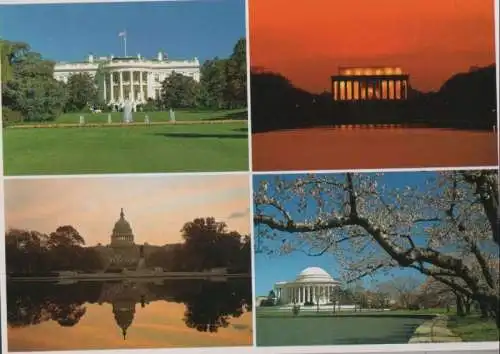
[6, 278, 253, 351]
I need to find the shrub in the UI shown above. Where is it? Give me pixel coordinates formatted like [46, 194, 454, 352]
[2, 108, 24, 126]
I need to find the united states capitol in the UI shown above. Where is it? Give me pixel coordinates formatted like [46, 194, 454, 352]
[53, 51, 200, 110]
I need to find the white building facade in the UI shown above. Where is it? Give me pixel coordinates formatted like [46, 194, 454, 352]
[54, 52, 200, 109]
[274, 267, 341, 306]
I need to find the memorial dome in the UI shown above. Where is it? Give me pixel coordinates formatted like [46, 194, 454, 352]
[111, 208, 134, 246]
[295, 267, 335, 283]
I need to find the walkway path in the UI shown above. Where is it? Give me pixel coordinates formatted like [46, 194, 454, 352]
[6, 119, 246, 129]
[408, 314, 462, 343]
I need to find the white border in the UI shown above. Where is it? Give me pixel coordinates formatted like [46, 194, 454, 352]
[0, 0, 499, 354]
[0, 27, 8, 354]
[243, 0, 258, 349]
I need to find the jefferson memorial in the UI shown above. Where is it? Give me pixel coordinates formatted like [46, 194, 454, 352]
[53, 52, 200, 109]
[273, 267, 341, 305]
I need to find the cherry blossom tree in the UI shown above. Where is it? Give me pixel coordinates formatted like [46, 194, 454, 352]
[254, 170, 499, 326]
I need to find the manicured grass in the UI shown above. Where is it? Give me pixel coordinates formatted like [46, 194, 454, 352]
[3, 122, 248, 175]
[447, 315, 499, 342]
[256, 313, 427, 346]
[10, 108, 247, 125]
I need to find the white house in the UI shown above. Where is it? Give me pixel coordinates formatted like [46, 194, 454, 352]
[53, 52, 201, 109]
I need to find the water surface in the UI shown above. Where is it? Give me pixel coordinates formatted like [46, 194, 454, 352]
[7, 278, 253, 351]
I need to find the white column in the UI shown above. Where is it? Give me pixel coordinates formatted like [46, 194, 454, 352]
[147, 72, 153, 99]
[109, 72, 114, 103]
[119, 71, 124, 101]
[130, 70, 135, 100]
[103, 75, 107, 102]
[140, 71, 144, 101]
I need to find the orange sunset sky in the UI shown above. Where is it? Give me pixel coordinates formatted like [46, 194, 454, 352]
[4, 174, 250, 246]
[249, 0, 497, 93]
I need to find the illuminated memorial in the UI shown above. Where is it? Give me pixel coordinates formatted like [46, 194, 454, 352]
[331, 67, 410, 101]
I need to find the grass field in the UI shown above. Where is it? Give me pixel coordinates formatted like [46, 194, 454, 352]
[255, 307, 499, 345]
[256, 310, 429, 346]
[252, 127, 498, 171]
[3, 120, 248, 175]
[447, 315, 499, 342]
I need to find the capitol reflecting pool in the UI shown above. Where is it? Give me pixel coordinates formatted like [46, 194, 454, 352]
[7, 278, 253, 351]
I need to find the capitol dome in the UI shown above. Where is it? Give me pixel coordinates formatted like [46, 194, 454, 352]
[295, 267, 335, 283]
[111, 208, 134, 247]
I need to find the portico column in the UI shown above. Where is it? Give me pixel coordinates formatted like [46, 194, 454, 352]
[119, 71, 124, 101]
[130, 70, 135, 100]
[140, 71, 144, 101]
[109, 72, 114, 103]
[103, 75, 107, 102]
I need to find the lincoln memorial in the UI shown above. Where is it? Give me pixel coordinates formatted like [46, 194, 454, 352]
[273, 267, 341, 306]
[331, 67, 410, 101]
[54, 52, 200, 110]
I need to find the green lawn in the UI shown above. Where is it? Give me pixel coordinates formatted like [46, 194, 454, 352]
[11, 108, 247, 125]
[256, 311, 428, 346]
[3, 122, 248, 175]
[447, 315, 499, 342]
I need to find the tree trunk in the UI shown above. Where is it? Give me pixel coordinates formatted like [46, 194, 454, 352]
[456, 293, 465, 316]
[465, 301, 471, 315]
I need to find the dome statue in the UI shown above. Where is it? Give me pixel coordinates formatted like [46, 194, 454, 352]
[110, 208, 134, 247]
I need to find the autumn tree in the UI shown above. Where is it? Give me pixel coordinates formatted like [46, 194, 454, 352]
[253, 170, 499, 326]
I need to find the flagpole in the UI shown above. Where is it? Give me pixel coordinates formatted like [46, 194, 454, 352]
[124, 32, 127, 57]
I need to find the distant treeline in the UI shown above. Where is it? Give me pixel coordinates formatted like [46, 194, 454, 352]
[250, 64, 497, 132]
[5, 217, 251, 275]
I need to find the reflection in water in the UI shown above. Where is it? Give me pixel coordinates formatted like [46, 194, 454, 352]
[7, 278, 252, 350]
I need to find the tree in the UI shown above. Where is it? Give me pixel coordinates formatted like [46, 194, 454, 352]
[0, 40, 30, 86]
[224, 38, 247, 108]
[2, 46, 67, 122]
[377, 276, 422, 309]
[199, 58, 227, 109]
[161, 72, 199, 109]
[65, 72, 98, 112]
[179, 217, 249, 272]
[48, 225, 86, 248]
[5, 226, 103, 274]
[253, 170, 499, 326]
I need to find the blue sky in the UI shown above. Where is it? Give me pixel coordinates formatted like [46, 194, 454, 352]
[0, 0, 246, 62]
[253, 171, 442, 296]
